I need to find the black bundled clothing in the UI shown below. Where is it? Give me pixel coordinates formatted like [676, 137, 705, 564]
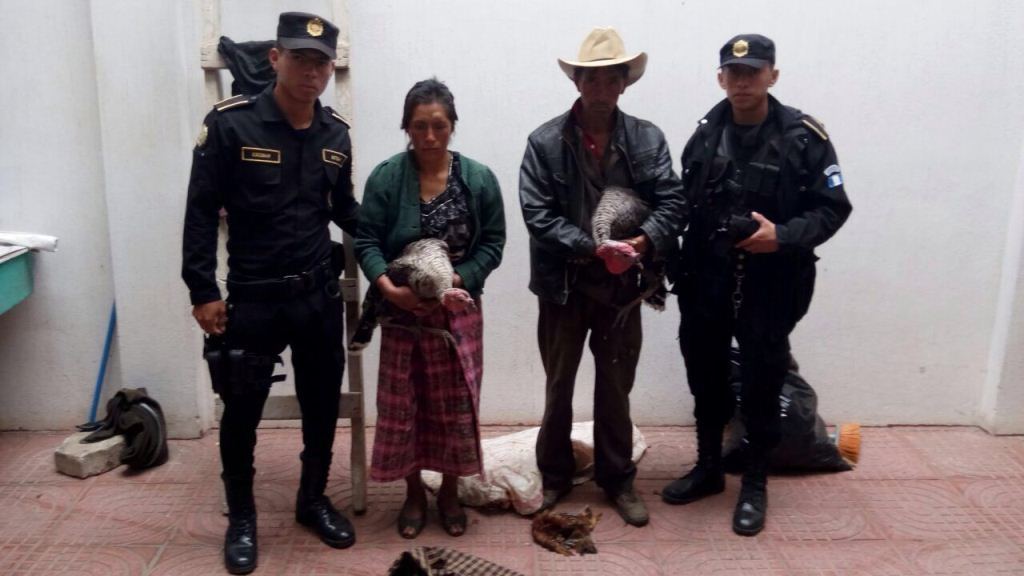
[217, 36, 276, 96]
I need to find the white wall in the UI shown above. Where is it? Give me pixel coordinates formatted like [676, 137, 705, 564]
[343, 0, 1024, 428]
[88, 0, 214, 437]
[1, 0, 1022, 434]
[0, 1, 121, 429]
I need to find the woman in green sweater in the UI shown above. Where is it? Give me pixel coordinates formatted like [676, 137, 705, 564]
[354, 78, 506, 538]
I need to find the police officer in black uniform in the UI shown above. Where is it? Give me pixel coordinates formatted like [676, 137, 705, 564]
[661, 34, 852, 536]
[182, 12, 359, 574]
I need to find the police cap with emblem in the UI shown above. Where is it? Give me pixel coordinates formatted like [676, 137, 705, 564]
[719, 34, 775, 69]
[277, 12, 338, 59]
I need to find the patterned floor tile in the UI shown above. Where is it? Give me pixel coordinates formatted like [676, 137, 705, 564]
[0, 483, 88, 546]
[281, 543, 405, 576]
[900, 428, 1024, 479]
[658, 539, 790, 575]
[635, 427, 696, 480]
[854, 479, 1006, 541]
[536, 541, 663, 575]
[0, 544, 156, 576]
[0, 426, 1021, 574]
[48, 483, 192, 546]
[0, 432, 85, 485]
[774, 541, 918, 575]
[900, 539, 1024, 576]
[149, 544, 291, 576]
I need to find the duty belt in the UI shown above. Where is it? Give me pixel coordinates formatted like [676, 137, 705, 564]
[227, 260, 336, 302]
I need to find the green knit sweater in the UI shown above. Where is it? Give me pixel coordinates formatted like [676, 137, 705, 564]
[354, 151, 506, 295]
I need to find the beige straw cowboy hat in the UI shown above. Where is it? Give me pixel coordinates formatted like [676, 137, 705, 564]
[558, 27, 648, 86]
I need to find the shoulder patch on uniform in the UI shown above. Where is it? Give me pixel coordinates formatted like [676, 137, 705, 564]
[194, 123, 208, 148]
[801, 115, 828, 141]
[214, 94, 254, 113]
[824, 163, 843, 188]
[325, 106, 351, 127]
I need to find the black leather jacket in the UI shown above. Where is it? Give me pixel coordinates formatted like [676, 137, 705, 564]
[519, 106, 687, 304]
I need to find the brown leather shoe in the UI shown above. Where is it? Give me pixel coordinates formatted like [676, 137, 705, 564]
[537, 486, 571, 513]
[610, 487, 649, 527]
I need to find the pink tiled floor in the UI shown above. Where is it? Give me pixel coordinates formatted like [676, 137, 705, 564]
[2, 426, 1023, 575]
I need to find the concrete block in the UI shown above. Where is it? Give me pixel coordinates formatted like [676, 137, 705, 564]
[54, 431, 125, 478]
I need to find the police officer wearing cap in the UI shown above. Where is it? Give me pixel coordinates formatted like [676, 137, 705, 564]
[661, 34, 851, 536]
[182, 12, 358, 574]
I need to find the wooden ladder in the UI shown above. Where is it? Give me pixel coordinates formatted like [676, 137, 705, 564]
[198, 0, 367, 514]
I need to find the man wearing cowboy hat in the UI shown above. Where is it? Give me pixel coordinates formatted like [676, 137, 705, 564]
[519, 27, 686, 526]
[661, 34, 851, 536]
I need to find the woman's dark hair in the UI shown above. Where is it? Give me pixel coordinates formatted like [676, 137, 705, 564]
[400, 78, 458, 130]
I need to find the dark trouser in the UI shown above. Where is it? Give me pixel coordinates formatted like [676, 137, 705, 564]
[218, 287, 345, 503]
[678, 280, 792, 458]
[535, 292, 641, 495]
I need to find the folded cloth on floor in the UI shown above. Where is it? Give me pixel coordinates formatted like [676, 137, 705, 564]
[389, 546, 525, 576]
[0, 232, 59, 252]
[422, 421, 648, 515]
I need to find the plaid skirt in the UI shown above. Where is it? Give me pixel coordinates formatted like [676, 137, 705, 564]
[371, 301, 484, 482]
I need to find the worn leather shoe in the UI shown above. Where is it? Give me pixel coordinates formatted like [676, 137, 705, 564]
[296, 497, 356, 549]
[610, 487, 649, 527]
[732, 484, 767, 536]
[661, 464, 725, 505]
[537, 486, 571, 513]
[224, 514, 257, 575]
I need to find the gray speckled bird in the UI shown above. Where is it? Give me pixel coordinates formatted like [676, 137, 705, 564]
[386, 238, 474, 310]
[591, 186, 667, 317]
[592, 186, 650, 274]
[348, 238, 473, 352]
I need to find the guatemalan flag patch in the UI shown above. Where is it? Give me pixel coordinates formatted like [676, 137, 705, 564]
[824, 164, 843, 188]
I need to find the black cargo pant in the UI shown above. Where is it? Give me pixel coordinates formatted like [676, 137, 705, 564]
[219, 286, 345, 489]
[678, 260, 810, 456]
[535, 291, 641, 496]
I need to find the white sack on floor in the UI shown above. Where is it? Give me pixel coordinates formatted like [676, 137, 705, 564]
[422, 421, 647, 516]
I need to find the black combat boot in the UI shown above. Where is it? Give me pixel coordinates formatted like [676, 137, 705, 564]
[732, 455, 768, 536]
[661, 423, 726, 505]
[295, 456, 356, 549]
[223, 476, 257, 575]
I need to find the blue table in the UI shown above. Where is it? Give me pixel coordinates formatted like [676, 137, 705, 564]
[0, 247, 33, 315]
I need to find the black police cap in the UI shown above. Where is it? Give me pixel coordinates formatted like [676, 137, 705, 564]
[277, 12, 338, 59]
[719, 34, 775, 69]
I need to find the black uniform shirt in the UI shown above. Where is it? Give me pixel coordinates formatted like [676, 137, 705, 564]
[718, 107, 784, 220]
[182, 83, 359, 305]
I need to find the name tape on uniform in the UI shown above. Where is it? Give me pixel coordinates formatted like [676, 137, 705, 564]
[241, 147, 281, 164]
[322, 149, 348, 167]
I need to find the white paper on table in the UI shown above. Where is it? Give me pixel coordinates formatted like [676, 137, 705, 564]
[0, 232, 59, 252]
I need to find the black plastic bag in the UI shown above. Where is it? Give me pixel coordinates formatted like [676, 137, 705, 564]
[723, 348, 859, 472]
